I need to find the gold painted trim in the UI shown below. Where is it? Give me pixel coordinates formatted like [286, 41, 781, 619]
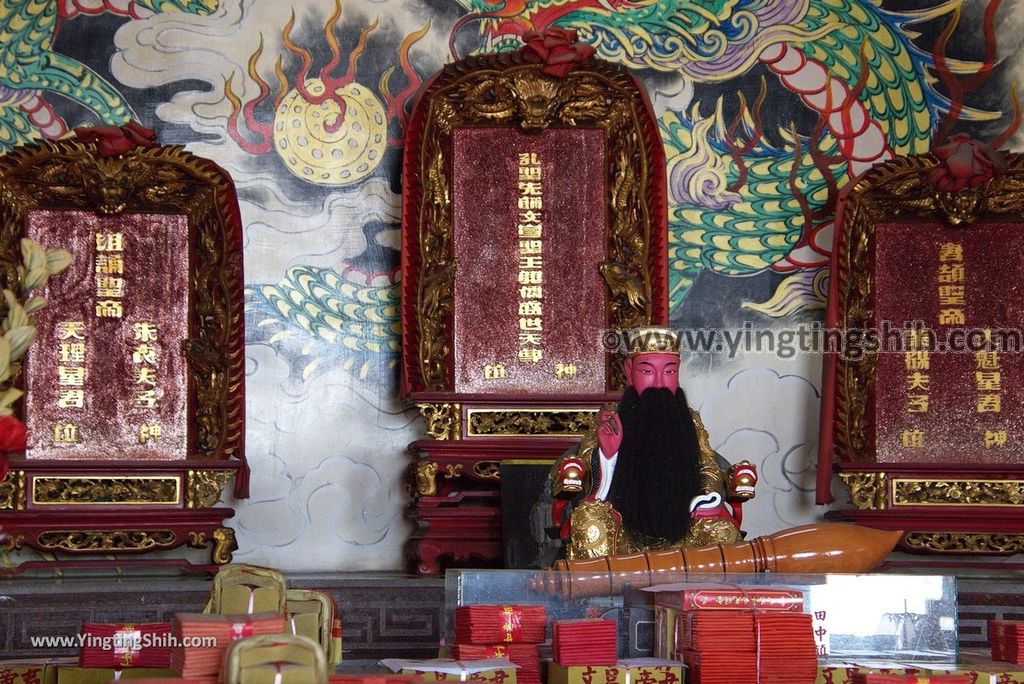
[186, 470, 233, 509]
[466, 408, 598, 437]
[839, 471, 888, 510]
[0, 470, 26, 510]
[36, 529, 177, 552]
[32, 476, 181, 506]
[417, 403, 461, 440]
[903, 531, 1024, 554]
[892, 478, 1024, 506]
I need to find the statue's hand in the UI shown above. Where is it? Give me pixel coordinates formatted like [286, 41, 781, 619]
[596, 409, 622, 457]
[727, 461, 758, 501]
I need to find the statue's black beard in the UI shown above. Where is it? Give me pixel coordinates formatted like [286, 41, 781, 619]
[605, 386, 702, 542]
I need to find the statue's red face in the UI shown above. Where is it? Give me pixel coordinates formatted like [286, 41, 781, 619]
[623, 352, 680, 393]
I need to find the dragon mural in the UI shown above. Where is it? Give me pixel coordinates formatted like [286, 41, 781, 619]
[452, 0, 1005, 317]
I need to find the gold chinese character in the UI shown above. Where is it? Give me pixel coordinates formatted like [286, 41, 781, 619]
[57, 389, 84, 408]
[976, 371, 1002, 392]
[96, 232, 124, 252]
[907, 395, 929, 413]
[518, 152, 539, 165]
[517, 270, 542, 285]
[136, 367, 158, 386]
[937, 285, 964, 306]
[138, 423, 163, 444]
[938, 243, 963, 262]
[132, 344, 158, 365]
[57, 366, 85, 386]
[53, 423, 79, 444]
[96, 300, 123, 318]
[95, 276, 125, 298]
[938, 264, 964, 283]
[519, 240, 542, 255]
[977, 351, 1000, 369]
[518, 348, 543, 364]
[900, 429, 926, 448]
[518, 166, 541, 181]
[133, 389, 159, 409]
[938, 309, 964, 325]
[984, 430, 1008, 449]
[59, 343, 86, 363]
[518, 333, 542, 346]
[519, 256, 543, 270]
[517, 196, 542, 210]
[56, 321, 86, 340]
[519, 317, 542, 331]
[518, 302, 542, 316]
[905, 351, 930, 371]
[96, 254, 124, 274]
[483, 363, 507, 380]
[555, 363, 578, 379]
[904, 329, 929, 351]
[519, 286, 542, 300]
[977, 394, 1002, 413]
[518, 181, 543, 196]
[906, 372, 929, 392]
[132, 322, 159, 342]
[518, 224, 542, 239]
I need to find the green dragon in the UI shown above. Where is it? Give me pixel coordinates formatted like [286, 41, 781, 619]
[457, 0, 992, 315]
[0, 0, 216, 151]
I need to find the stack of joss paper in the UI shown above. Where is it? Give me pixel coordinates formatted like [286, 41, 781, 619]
[850, 676, 974, 683]
[78, 622, 171, 668]
[454, 605, 547, 684]
[676, 611, 757, 684]
[990, 618, 1024, 663]
[168, 612, 286, 679]
[550, 619, 617, 666]
[754, 612, 817, 684]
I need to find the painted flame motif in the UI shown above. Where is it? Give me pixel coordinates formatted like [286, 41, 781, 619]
[224, 0, 427, 186]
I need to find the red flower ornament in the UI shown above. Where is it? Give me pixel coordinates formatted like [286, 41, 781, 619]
[520, 28, 596, 78]
[74, 121, 157, 157]
[0, 415, 27, 481]
[929, 134, 1006, 192]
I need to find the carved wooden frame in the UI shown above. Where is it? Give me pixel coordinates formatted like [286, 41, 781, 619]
[0, 139, 246, 569]
[400, 52, 668, 395]
[819, 150, 1024, 554]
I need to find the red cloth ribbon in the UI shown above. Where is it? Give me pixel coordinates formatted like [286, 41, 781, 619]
[519, 28, 595, 78]
[74, 121, 157, 157]
[929, 134, 1006, 192]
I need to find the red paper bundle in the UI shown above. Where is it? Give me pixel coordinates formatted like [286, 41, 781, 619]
[990, 618, 1024, 663]
[754, 612, 817, 684]
[850, 676, 973, 684]
[551, 619, 617, 666]
[329, 677, 424, 684]
[656, 588, 804, 613]
[676, 611, 756, 651]
[168, 612, 286, 678]
[78, 622, 171, 668]
[452, 643, 541, 684]
[454, 605, 547, 644]
[681, 647, 756, 684]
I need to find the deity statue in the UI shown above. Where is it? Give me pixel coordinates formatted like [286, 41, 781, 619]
[550, 327, 757, 560]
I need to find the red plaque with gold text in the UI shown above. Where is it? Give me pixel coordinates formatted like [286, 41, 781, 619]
[0, 137, 246, 572]
[819, 148, 1024, 556]
[25, 210, 190, 460]
[452, 128, 607, 394]
[401, 47, 668, 572]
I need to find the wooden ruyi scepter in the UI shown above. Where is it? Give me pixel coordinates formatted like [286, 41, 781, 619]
[535, 523, 902, 599]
